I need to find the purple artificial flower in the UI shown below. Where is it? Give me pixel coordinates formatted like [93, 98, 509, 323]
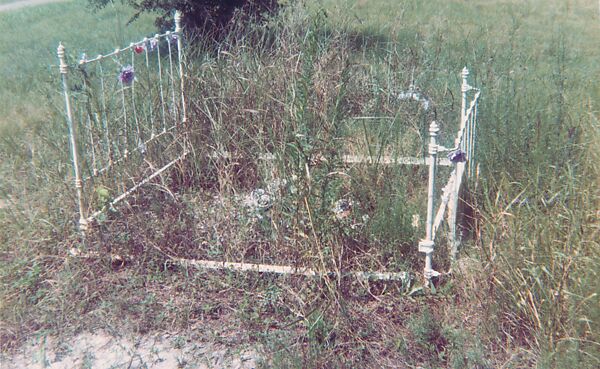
[447, 149, 467, 163]
[118, 65, 135, 85]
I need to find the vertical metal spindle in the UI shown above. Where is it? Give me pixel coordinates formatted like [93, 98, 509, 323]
[468, 101, 478, 178]
[419, 121, 441, 283]
[130, 43, 142, 147]
[155, 34, 167, 133]
[143, 37, 155, 137]
[115, 48, 130, 157]
[460, 67, 470, 144]
[58, 43, 88, 233]
[459, 67, 471, 144]
[467, 108, 473, 177]
[464, 112, 470, 175]
[166, 31, 177, 123]
[98, 59, 112, 166]
[174, 10, 187, 124]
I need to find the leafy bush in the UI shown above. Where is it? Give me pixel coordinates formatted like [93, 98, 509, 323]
[88, 0, 281, 36]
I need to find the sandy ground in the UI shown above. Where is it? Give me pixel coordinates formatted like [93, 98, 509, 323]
[0, 0, 67, 12]
[1, 331, 261, 369]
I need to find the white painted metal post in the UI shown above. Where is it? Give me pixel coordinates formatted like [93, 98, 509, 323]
[447, 68, 470, 259]
[418, 121, 440, 282]
[58, 43, 88, 233]
[463, 73, 471, 177]
[174, 10, 187, 124]
[425, 121, 439, 242]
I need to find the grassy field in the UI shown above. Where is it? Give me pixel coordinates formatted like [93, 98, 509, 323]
[0, 1, 157, 130]
[1, 0, 599, 368]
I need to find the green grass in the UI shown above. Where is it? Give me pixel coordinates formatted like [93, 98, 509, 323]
[0, 1, 157, 130]
[1, 0, 599, 367]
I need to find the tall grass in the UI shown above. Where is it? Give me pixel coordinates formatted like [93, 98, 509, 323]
[336, 0, 600, 366]
[0, 0, 598, 367]
[178, 9, 439, 273]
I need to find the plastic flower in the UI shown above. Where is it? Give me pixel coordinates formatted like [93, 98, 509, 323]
[332, 199, 353, 220]
[134, 44, 145, 54]
[447, 149, 467, 163]
[118, 65, 135, 85]
[249, 189, 272, 209]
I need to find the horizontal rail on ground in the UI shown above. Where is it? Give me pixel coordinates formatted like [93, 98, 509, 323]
[174, 258, 410, 281]
[68, 249, 410, 281]
[208, 152, 452, 167]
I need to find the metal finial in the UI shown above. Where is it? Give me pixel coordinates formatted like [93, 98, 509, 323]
[57, 43, 68, 74]
[175, 10, 182, 33]
[462, 67, 469, 78]
[461, 67, 471, 93]
[429, 121, 440, 136]
[428, 121, 440, 156]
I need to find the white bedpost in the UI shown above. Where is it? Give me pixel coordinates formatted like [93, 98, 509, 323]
[174, 10, 187, 124]
[58, 43, 88, 234]
[447, 68, 470, 259]
[419, 121, 441, 283]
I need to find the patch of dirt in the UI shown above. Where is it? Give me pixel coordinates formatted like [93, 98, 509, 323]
[1, 330, 260, 369]
[0, 0, 67, 13]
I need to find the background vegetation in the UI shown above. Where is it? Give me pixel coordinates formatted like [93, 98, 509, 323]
[88, 0, 280, 35]
[1, 0, 598, 367]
